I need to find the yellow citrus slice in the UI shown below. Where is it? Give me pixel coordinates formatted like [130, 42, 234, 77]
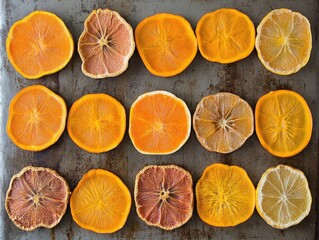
[255, 9, 312, 75]
[256, 165, 312, 229]
[255, 90, 312, 157]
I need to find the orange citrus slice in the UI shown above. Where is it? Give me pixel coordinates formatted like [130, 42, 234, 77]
[196, 163, 255, 227]
[255, 90, 312, 157]
[193, 92, 254, 153]
[196, 8, 255, 63]
[129, 91, 191, 154]
[5, 166, 70, 231]
[255, 9, 312, 75]
[134, 165, 193, 230]
[135, 13, 197, 77]
[6, 85, 67, 151]
[70, 169, 131, 233]
[256, 165, 312, 229]
[67, 94, 126, 153]
[78, 9, 135, 78]
[6, 11, 74, 79]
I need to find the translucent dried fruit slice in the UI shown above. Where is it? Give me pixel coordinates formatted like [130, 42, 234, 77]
[78, 9, 135, 78]
[193, 92, 254, 153]
[5, 166, 70, 231]
[134, 165, 193, 230]
[70, 169, 131, 233]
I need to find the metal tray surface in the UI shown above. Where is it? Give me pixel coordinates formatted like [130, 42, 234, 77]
[0, 0, 318, 239]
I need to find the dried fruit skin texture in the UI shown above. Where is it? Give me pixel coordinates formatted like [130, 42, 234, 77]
[6, 11, 74, 79]
[78, 9, 135, 78]
[5, 166, 70, 231]
[70, 169, 131, 233]
[134, 165, 193, 230]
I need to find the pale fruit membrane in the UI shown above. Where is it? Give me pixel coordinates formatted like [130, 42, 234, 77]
[256, 165, 312, 229]
[193, 92, 254, 153]
[78, 9, 135, 78]
[255, 9, 312, 75]
[134, 165, 193, 230]
[5, 166, 70, 231]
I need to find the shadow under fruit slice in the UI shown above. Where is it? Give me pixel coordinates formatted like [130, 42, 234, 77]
[196, 163, 255, 227]
[129, 91, 191, 155]
[5, 166, 70, 231]
[255, 90, 312, 157]
[134, 165, 193, 230]
[6, 85, 67, 151]
[67, 94, 126, 153]
[193, 92, 254, 153]
[70, 169, 131, 233]
[135, 13, 197, 77]
[6, 11, 74, 79]
[78, 9, 135, 78]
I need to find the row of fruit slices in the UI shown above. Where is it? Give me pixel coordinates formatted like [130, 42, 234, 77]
[5, 163, 311, 233]
[6, 8, 312, 79]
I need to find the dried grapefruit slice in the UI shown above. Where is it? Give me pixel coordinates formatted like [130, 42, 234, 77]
[5, 166, 70, 231]
[78, 9, 135, 78]
[134, 165, 193, 230]
[70, 169, 131, 233]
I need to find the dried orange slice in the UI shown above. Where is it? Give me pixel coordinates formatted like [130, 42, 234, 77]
[78, 9, 135, 78]
[6, 11, 74, 79]
[196, 163, 255, 227]
[129, 91, 191, 154]
[67, 94, 126, 153]
[134, 165, 193, 230]
[5, 166, 70, 231]
[255, 9, 312, 75]
[193, 93, 254, 153]
[135, 13, 197, 77]
[256, 165, 311, 229]
[70, 169, 131, 233]
[196, 8, 255, 63]
[255, 90, 312, 157]
[6, 85, 67, 151]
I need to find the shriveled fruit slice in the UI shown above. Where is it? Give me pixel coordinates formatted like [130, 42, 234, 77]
[256, 165, 311, 229]
[70, 169, 131, 233]
[193, 92, 254, 153]
[196, 163, 255, 227]
[6, 11, 74, 79]
[5, 166, 70, 231]
[129, 91, 191, 155]
[78, 9, 135, 78]
[196, 8, 255, 63]
[6, 85, 67, 151]
[134, 165, 193, 230]
[255, 90, 312, 157]
[135, 13, 197, 77]
[255, 9, 312, 75]
[67, 94, 126, 153]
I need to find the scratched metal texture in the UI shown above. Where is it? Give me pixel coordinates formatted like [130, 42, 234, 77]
[0, 0, 318, 239]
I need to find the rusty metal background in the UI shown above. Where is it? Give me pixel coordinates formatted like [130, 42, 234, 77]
[0, 0, 318, 239]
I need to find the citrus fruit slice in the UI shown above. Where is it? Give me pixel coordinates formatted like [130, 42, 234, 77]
[255, 90, 312, 157]
[6, 11, 74, 79]
[70, 169, 131, 233]
[5, 166, 70, 231]
[193, 92, 254, 153]
[196, 163, 255, 227]
[196, 8, 255, 63]
[255, 9, 312, 75]
[67, 94, 126, 153]
[256, 165, 312, 229]
[78, 9, 135, 78]
[134, 165, 193, 230]
[129, 91, 191, 154]
[135, 13, 197, 77]
[6, 85, 67, 151]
